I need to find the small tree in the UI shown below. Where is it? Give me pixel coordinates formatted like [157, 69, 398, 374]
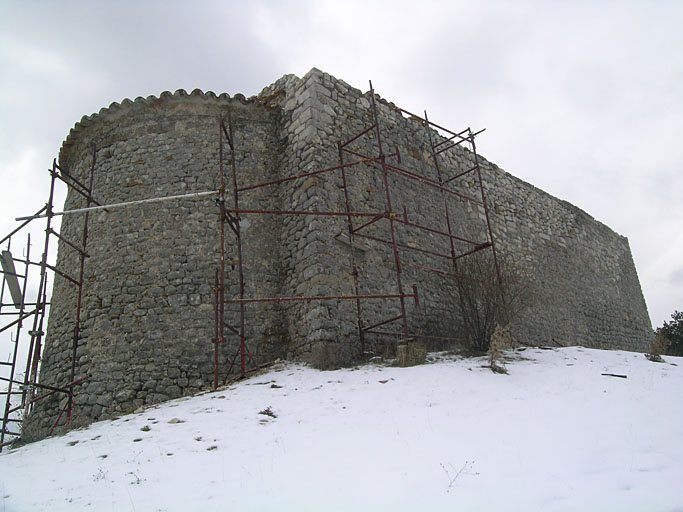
[452, 249, 530, 352]
[655, 310, 683, 357]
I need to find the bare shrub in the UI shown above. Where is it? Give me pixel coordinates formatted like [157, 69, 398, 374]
[646, 332, 671, 363]
[452, 249, 530, 352]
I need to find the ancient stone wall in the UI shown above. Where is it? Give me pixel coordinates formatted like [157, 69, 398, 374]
[23, 69, 652, 439]
[481, 163, 652, 350]
[259, 69, 651, 359]
[23, 92, 287, 438]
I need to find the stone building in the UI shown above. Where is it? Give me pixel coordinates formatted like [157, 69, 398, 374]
[22, 68, 652, 439]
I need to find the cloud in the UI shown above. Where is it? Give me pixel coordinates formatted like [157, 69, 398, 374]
[0, 0, 681, 330]
[0, 0, 284, 232]
[669, 267, 683, 285]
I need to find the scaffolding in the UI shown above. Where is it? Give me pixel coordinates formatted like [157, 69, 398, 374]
[0, 155, 100, 451]
[1, 79, 501, 446]
[212, 81, 499, 384]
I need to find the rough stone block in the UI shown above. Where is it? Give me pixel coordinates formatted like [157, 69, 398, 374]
[397, 342, 427, 367]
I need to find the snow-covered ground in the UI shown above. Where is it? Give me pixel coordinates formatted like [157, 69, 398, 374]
[1, 346, 681, 512]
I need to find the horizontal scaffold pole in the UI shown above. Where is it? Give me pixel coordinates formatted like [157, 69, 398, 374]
[16, 190, 219, 221]
[224, 292, 417, 305]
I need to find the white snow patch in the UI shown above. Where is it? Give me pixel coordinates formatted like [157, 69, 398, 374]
[1, 347, 681, 511]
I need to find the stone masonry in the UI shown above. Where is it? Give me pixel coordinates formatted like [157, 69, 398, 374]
[22, 69, 652, 440]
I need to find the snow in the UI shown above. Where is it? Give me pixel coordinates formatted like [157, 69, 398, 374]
[1, 346, 682, 512]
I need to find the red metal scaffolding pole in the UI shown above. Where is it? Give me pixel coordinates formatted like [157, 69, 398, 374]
[368, 80, 410, 343]
[66, 147, 96, 425]
[215, 113, 257, 385]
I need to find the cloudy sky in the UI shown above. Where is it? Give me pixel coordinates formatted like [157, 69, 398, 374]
[0, 0, 681, 329]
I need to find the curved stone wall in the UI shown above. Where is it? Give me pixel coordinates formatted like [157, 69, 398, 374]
[23, 92, 286, 438]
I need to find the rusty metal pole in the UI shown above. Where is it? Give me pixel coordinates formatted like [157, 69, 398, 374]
[25, 161, 59, 418]
[425, 111, 459, 271]
[225, 111, 248, 377]
[469, 129, 507, 326]
[66, 145, 97, 425]
[470, 130, 501, 284]
[338, 141, 366, 358]
[368, 81, 409, 342]
[215, 117, 227, 389]
[213, 270, 220, 389]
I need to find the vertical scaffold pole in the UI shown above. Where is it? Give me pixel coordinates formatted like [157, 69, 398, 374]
[338, 141, 365, 357]
[217, 112, 255, 382]
[24, 161, 59, 417]
[215, 116, 227, 389]
[425, 111, 459, 270]
[470, 129, 505, 322]
[368, 81, 410, 343]
[226, 110, 249, 376]
[66, 146, 96, 425]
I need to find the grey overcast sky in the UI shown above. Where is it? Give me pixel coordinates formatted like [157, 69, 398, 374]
[0, 0, 681, 329]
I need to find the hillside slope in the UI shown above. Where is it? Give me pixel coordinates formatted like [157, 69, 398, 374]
[1, 347, 681, 511]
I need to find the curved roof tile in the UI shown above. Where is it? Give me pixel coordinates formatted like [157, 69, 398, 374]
[58, 88, 264, 166]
